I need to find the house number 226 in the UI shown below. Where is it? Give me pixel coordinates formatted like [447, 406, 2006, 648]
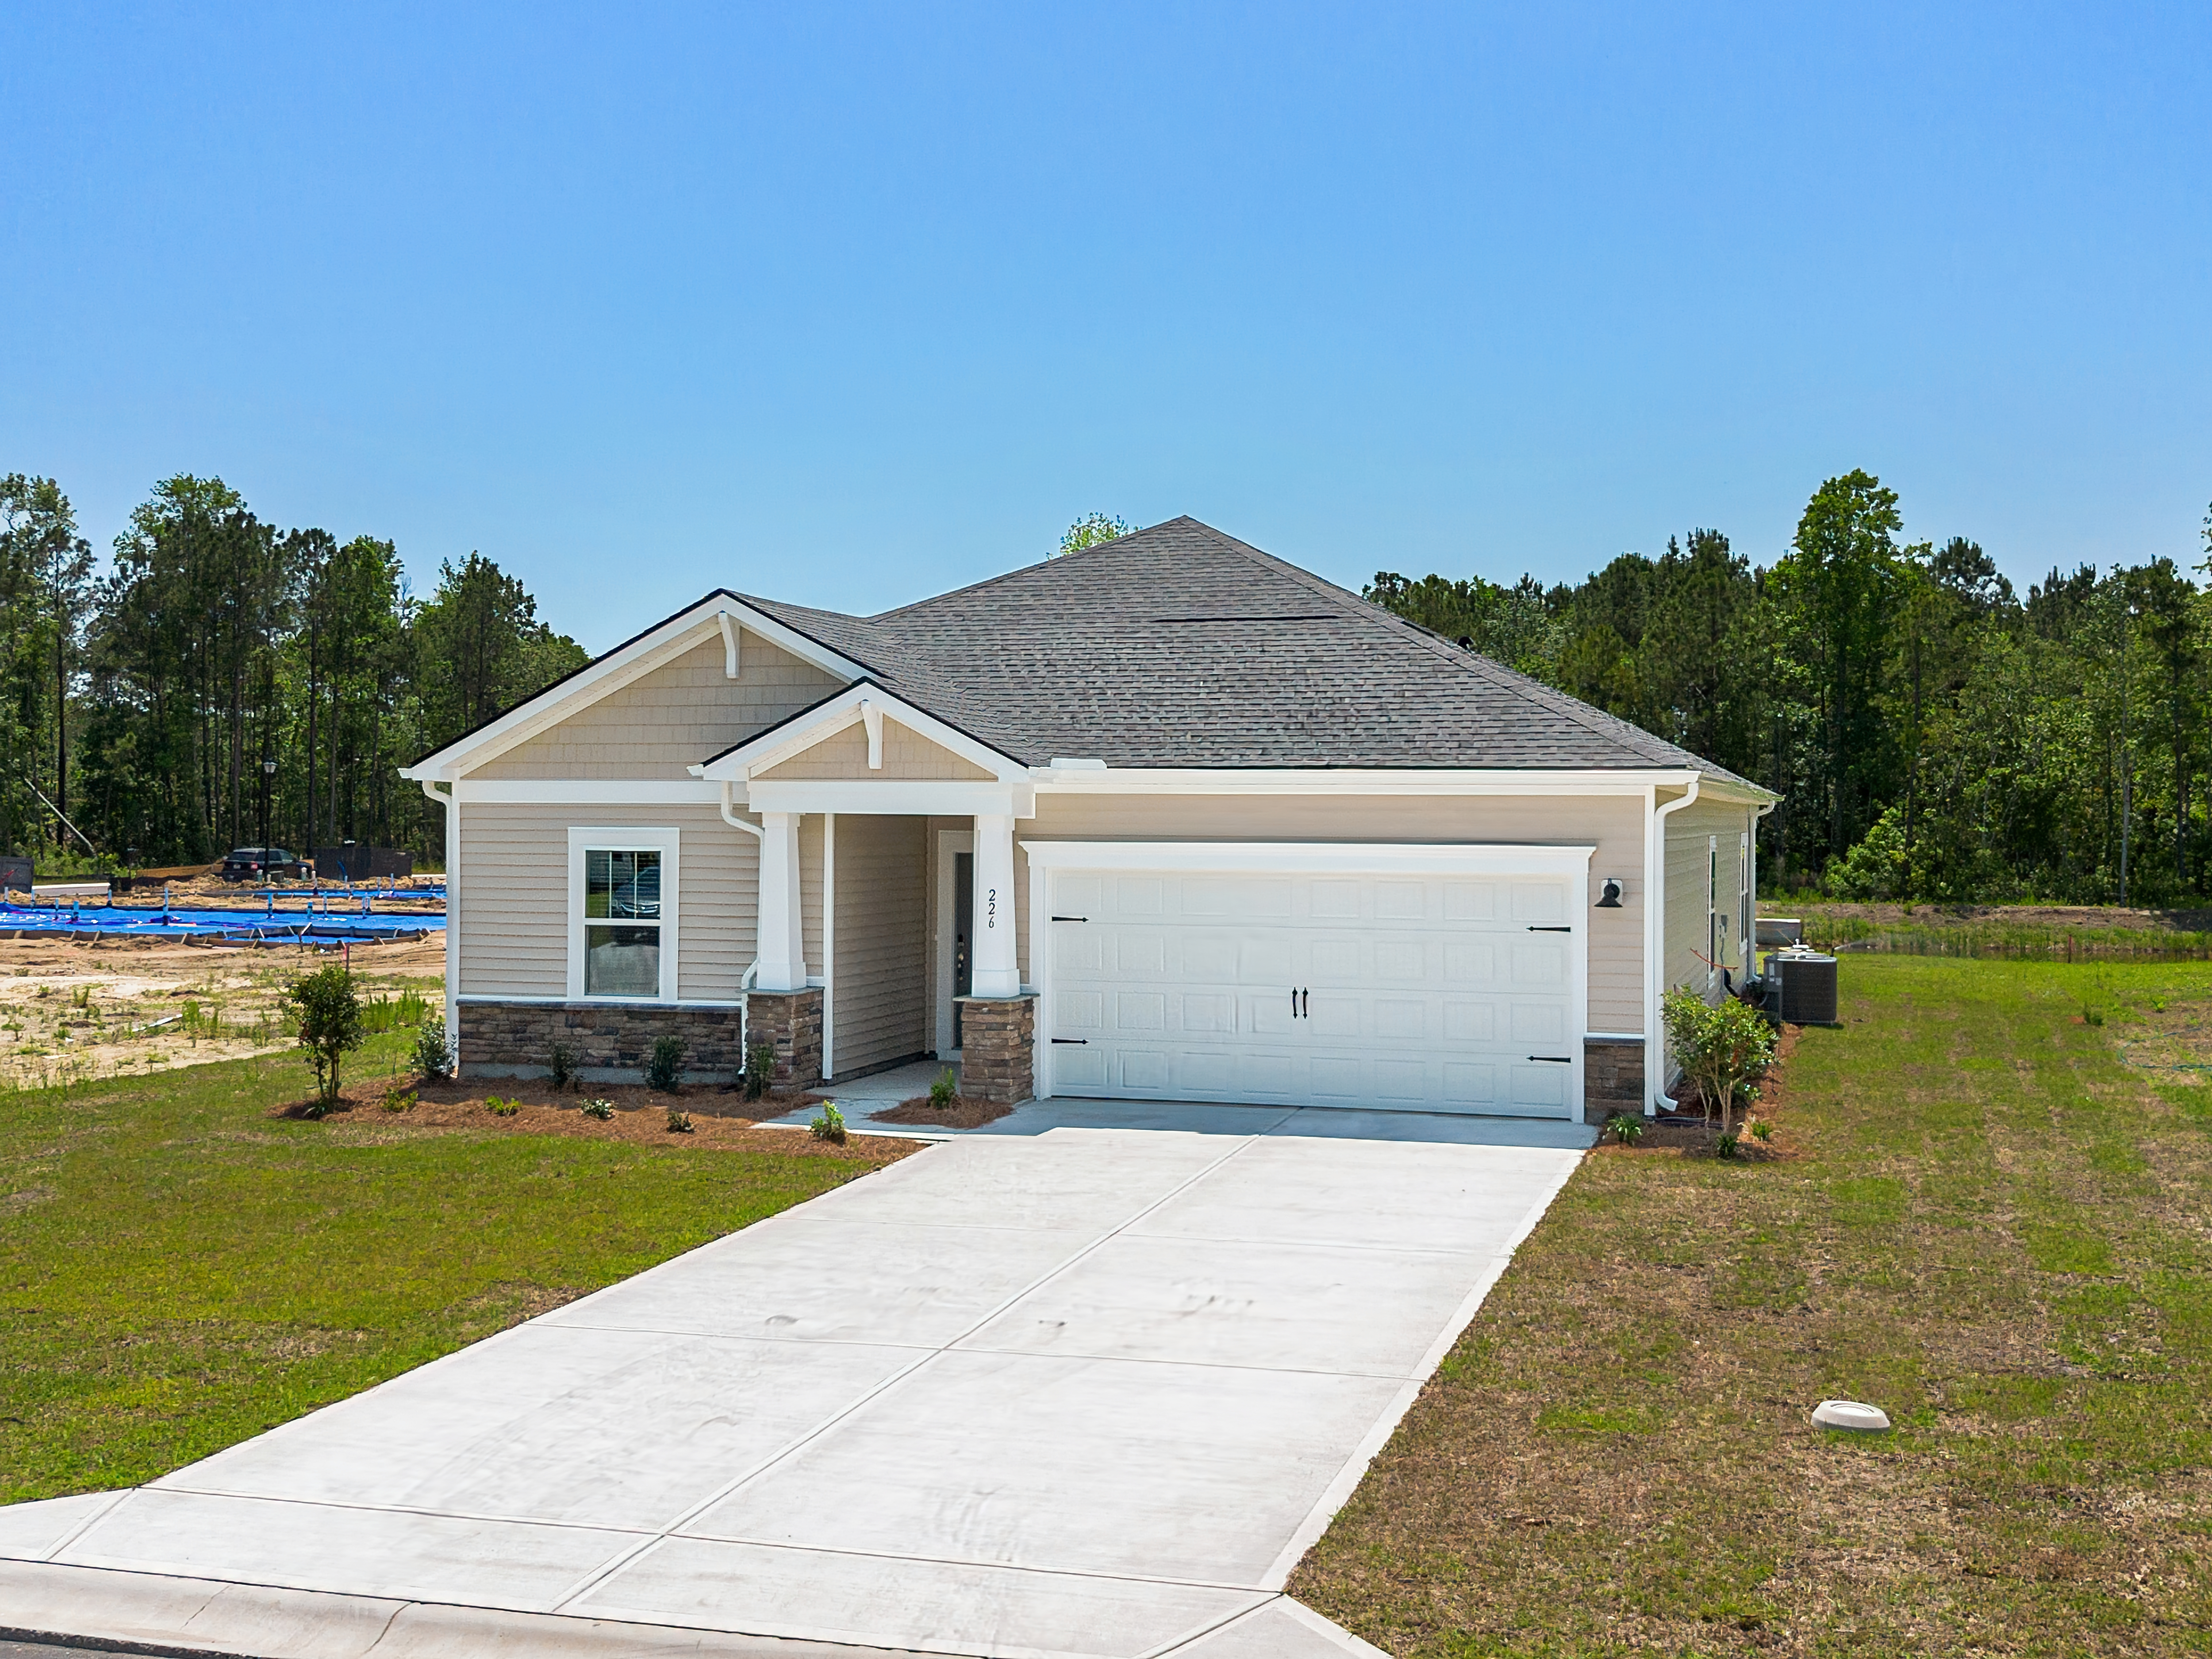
[986, 887, 998, 928]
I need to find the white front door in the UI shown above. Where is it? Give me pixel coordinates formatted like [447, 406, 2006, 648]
[1043, 863, 1585, 1118]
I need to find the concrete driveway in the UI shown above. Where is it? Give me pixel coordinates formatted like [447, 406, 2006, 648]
[0, 1107, 1586, 1659]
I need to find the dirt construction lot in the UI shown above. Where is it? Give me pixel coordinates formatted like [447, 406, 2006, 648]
[0, 932, 443, 1092]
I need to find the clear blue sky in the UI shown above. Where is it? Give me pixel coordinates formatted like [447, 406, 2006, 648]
[3, 3, 2207, 649]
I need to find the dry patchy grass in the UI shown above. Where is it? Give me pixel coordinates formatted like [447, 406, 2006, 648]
[1294, 957, 2212, 1657]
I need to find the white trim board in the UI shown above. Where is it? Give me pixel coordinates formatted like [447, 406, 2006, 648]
[1018, 840, 1598, 874]
[747, 780, 1036, 818]
[457, 780, 725, 804]
[694, 679, 1028, 785]
[564, 827, 681, 1004]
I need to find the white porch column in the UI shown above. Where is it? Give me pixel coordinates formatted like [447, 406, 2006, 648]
[757, 811, 806, 992]
[971, 812, 1020, 997]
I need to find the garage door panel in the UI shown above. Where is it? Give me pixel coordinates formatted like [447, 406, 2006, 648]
[1443, 882, 1497, 921]
[1443, 942, 1496, 984]
[1114, 991, 1166, 1032]
[1510, 941, 1568, 985]
[1375, 999, 1425, 1040]
[1056, 927, 1104, 972]
[1441, 1061, 1497, 1104]
[1182, 992, 1236, 1033]
[1055, 1045, 1107, 1089]
[1181, 936, 1237, 979]
[1116, 878, 1165, 914]
[1375, 940, 1426, 980]
[1509, 881, 1568, 922]
[1048, 863, 1582, 1119]
[1442, 1002, 1494, 1042]
[1310, 880, 1359, 919]
[1509, 1002, 1567, 1044]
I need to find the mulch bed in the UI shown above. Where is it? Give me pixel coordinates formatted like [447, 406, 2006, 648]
[269, 1074, 917, 1162]
[1595, 1021, 1801, 1161]
[864, 1092, 1012, 1130]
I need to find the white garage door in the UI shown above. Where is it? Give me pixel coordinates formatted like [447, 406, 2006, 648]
[1041, 855, 1587, 1118]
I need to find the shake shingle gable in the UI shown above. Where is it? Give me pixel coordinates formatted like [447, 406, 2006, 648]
[733, 517, 1752, 781]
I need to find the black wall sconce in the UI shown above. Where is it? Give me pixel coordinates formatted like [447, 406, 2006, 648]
[1596, 877, 1623, 908]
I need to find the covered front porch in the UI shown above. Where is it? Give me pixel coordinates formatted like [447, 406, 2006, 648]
[699, 680, 1043, 1104]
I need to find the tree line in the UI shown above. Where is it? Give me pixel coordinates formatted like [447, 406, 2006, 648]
[0, 473, 585, 871]
[1368, 470, 2212, 907]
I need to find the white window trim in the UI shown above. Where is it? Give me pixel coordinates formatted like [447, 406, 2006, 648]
[567, 826, 681, 1003]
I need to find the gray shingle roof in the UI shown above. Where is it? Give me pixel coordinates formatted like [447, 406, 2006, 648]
[731, 518, 1755, 783]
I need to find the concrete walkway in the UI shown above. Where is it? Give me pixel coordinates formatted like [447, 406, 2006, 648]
[0, 1111, 1587, 1659]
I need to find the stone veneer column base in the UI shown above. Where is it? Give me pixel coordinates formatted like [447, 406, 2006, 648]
[744, 989, 824, 1089]
[1583, 1037, 1645, 1124]
[955, 993, 1035, 1106]
[457, 1001, 744, 1083]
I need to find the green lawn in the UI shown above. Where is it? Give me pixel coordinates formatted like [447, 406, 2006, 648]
[1296, 957, 2212, 1656]
[0, 1032, 891, 1502]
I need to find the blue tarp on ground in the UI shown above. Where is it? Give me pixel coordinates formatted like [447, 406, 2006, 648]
[0, 900, 446, 945]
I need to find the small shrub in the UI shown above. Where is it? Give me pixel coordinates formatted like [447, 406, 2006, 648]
[548, 1040, 577, 1091]
[288, 964, 364, 1112]
[929, 1067, 957, 1108]
[487, 1096, 520, 1117]
[1604, 1113, 1645, 1145]
[379, 1086, 417, 1113]
[1662, 987, 1778, 1135]
[1716, 1131, 1741, 1160]
[2083, 1002, 2105, 1027]
[647, 1034, 686, 1092]
[1748, 1117, 1773, 1141]
[665, 1108, 693, 1133]
[415, 1015, 453, 1081]
[810, 1102, 846, 1144]
[580, 1097, 615, 1120]
[743, 1041, 776, 1102]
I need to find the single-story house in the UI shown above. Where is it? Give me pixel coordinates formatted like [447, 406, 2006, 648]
[399, 518, 1774, 1122]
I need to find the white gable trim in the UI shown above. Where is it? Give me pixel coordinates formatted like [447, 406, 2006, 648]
[399, 594, 865, 783]
[691, 680, 1028, 785]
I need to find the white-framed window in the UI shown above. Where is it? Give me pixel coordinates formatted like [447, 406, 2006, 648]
[567, 827, 680, 1002]
[1739, 830, 1751, 967]
[1709, 834, 1722, 984]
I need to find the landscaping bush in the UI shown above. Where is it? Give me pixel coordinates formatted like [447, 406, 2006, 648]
[743, 1041, 776, 1102]
[486, 1096, 519, 1117]
[1604, 1112, 1645, 1145]
[414, 1015, 453, 1081]
[580, 1097, 614, 1121]
[547, 1040, 577, 1091]
[287, 964, 364, 1115]
[929, 1067, 957, 1108]
[810, 1102, 846, 1144]
[647, 1035, 685, 1093]
[379, 1086, 416, 1114]
[1660, 987, 1778, 1134]
[665, 1109, 693, 1133]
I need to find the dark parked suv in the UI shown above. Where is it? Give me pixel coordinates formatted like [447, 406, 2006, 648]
[219, 847, 304, 881]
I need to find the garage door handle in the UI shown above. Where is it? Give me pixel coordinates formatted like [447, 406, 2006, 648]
[1051, 915, 1088, 923]
[1050, 1037, 1088, 1045]
[1528, 1054, 1572, 1063]
[1526, 926, 1572, 933]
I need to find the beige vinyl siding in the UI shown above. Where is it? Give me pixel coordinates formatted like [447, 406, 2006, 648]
[454, 802, 780, 1003]
[1018, 790, 1648, 1034]
[830, 814, 928, 1077]
[757, 717, 995, 782]
[472, 634, 844, 780]
[1662, 796, 1754, 1003]
[801, 814, 824, 986]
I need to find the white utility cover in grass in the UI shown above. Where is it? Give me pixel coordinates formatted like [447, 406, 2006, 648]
[1044, 857, 1587, 1117]
[0, 1115, 1584, 1659]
